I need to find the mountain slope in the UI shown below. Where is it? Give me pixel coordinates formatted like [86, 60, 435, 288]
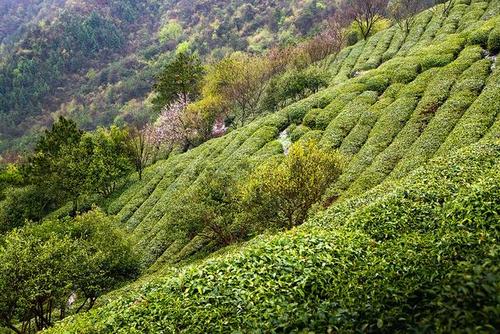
[91, 0, 500, 270]
[47, 140, 500, 333]
[43, 0, 500, 332]
[0, 0, 334, 154]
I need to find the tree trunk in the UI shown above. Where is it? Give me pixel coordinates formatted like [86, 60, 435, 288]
[72, 197, 78, 216]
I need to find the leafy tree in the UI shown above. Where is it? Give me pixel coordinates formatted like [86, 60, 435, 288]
[340, 0, 389, 40]
[0, 209, 138, 333]
[203, 52, 273, 126]
[178, 169, 244, 246]
[241, 140, 345, 229]
[184, 94, 227, 144]
[152, 51, 204, 109]
[23, 117, 88, 215]
[84, 127, 133, 196]
[263, 67, 329, 111]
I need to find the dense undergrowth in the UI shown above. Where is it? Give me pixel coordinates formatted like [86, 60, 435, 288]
[35, 0, 500, 332]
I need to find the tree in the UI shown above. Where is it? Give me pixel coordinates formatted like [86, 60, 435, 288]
[152, 51, 204, 110]
[0, 209, 138, 333]
[174, 169, 244, 246]
[153, 98, 192, 150]
[340, 0, 389, 40]
[125, 126, 154, 181]
[84, 127, 133, 196]
[263, 66, 329, 111]
[429, 0, 455, 17]
[301, 10, 351, 63]
[203, 52, 273, 126]
[240, 140, 345, 229]
[23, 117, 89, 215]
[388, 0, 427, 34]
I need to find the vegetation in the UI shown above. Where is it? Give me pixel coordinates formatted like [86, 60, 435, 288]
[0, 0, 499, 332]
[0, 209, 138, 333]
[241, 140, 345, 229]
[45, 141, 500, 333]
[152, 51, 204, 109]
[0, 0, 337, 155]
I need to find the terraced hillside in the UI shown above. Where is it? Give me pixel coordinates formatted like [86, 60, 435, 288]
[42, 0, 500, 332]
[98, 0, 500, 270]
[48, 140, 500, 333]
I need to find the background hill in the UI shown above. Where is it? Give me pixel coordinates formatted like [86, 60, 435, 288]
[0, 0, 335, 155]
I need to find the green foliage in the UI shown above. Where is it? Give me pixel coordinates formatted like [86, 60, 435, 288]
[263, 66, 330, 112]
[8, 118, 133, 228]
[202, 52, 273, 126]
[45, 142, 500, 334]
[23, 117, 87, 215]
[240, 140, 345, 229]
[487, 24, 500, 53]
[84, 127, 133, 196]
[153, 51, 204, 109]
[172, 169, 246, 246]
[158, 20, 183, 44]
[0, 209, 138, 333]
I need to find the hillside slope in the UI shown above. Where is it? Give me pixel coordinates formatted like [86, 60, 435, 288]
[97, 0, 500, 270]
[47, 141, 500, 333]
[45, 0, 500, 332]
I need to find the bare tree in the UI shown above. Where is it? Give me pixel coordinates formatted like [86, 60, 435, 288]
[388, 0, 427, 34]
[126, 126, 153, 181]
[429, 0, 455, 17]
[341, 0, 389, 40]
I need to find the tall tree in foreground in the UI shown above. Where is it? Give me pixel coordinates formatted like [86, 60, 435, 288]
[341, 0, 389, 40]
[23, 117, 88, 215]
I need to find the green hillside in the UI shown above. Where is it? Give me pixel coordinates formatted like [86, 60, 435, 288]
[2, 0, 500, 332]
[88, 0, 500, 270]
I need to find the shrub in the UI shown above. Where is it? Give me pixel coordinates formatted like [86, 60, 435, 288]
[362, 74, 390, 93]
[487, 24, 500, 53]
[302, 108, 322, 128]
[290, 125, 311, 142]
[240, 140, 345, 229]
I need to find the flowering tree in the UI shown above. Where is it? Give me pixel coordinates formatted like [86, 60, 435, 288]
[152, 98, 191, 151]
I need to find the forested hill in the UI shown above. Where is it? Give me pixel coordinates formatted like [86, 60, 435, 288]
[0, 0, 334, 156]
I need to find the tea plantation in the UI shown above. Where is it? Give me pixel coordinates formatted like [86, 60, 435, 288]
[46, 0, 500, 332]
